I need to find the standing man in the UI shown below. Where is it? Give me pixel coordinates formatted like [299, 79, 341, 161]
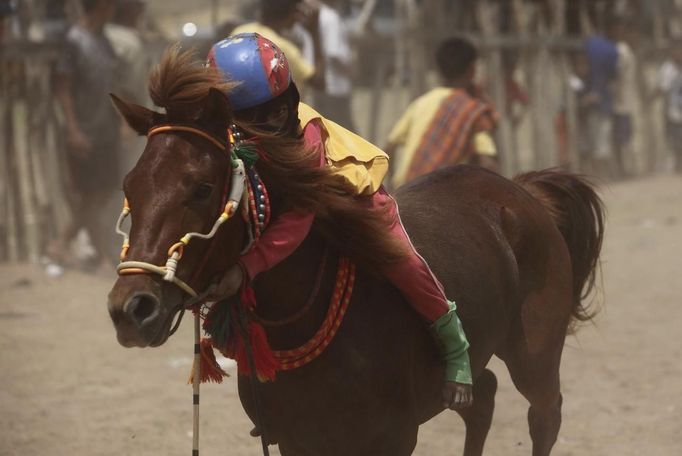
[656, 40, 682, 173]
[314, 0, 355, 131]
[583, 22, 619, 177]
[105, 0, 149, 104]
[611, 18, 637, 177]
[385, 37, 498, 188]
[231, 0, 324, 91]
[49, 0, 120, 271]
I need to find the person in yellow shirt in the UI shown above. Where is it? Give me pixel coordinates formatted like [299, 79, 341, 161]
[231, 0, 323, 90]
[385, 37, 499, 188]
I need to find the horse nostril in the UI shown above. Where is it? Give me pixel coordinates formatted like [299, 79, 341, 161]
[124, 293, 160, 327]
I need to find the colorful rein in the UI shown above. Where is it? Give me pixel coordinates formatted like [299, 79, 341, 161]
[115, 125, 246, 299]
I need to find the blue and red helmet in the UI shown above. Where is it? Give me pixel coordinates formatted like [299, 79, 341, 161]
[208, 33, 293, 111]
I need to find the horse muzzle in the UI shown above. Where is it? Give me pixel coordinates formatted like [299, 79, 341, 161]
[108, 276, 183, 348]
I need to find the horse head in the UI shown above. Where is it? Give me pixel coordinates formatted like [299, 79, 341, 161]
[107, 48, 245, 348]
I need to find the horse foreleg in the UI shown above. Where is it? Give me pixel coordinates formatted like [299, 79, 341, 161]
[456, 368, 498, 456]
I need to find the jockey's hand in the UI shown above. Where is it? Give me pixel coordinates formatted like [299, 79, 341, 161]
[207, 264, 244, 301]
[442, 381, 473, 410]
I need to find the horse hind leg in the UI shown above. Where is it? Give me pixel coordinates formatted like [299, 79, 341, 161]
[503, 340, 565, 456]
[456, 368, 498, 456]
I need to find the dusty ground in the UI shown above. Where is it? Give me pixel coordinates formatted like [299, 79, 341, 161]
[1, 175, 681, 456]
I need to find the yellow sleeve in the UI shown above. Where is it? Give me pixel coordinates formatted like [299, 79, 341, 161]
[472, 131, 497, 157]
[327, 156, 389, 196]
[299, 104, 388, 196]
[387, 102, 416, 146]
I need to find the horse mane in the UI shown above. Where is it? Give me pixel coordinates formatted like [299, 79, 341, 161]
[147, 46, 407, 271]
[148, 44, 237, 122]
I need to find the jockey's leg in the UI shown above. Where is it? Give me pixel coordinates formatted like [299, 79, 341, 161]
[373, 188, 473, 389]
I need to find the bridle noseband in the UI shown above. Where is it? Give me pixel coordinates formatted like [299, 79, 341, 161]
[115, 124, 246, 300]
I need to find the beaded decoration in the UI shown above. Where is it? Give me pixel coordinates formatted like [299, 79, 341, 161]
[245, 167, 271, 240]
[228, 124, 271, 244]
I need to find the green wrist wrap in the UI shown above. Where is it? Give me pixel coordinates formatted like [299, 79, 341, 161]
[430, 300, 473, 385]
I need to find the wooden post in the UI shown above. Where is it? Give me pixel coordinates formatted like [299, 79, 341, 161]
[477, 0, 517, 175]
[355, 0, 379, 35]
[13, 94, 41, 262]
[528, 4, 558, 170]
[405, 0, 425, 100]
[2, 59, 21, 262]
[27, 58, 50, 212]
[45, 99, 73, 237]
[368, 49, 389, 145]
[488, 51, 515, 175]
[0, 59, 9, 261]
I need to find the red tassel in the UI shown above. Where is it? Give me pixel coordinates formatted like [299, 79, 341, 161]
[248, 321, 280, 382]
[189, 338, 229, 384]
[240, 284, 258, 310]
[213, 284, 280, 382]
[226, 321, 279, 382]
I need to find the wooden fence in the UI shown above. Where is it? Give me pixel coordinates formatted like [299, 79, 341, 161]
[0, 42, 71, 263]
[353, 32, 672, 178]
[0, 28, 675, 263]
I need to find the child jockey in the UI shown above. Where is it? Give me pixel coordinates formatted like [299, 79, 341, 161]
[206, 33, 473, 410]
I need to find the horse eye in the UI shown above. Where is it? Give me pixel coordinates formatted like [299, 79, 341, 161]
[193, 183, 214, 201]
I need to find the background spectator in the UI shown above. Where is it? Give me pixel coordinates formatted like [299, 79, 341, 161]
[583, 22, 619, 177]
[105, 0, 149, 104]
[231, 0, 324, 91]
[48, 0, 120, 272]
[657, 39, 682, 173]
[313, 0, 355, 131]
[385, 37, 498, 188]
[611, 17, 638, 178]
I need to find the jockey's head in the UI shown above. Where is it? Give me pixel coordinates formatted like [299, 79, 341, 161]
[208, 33, 301, 137]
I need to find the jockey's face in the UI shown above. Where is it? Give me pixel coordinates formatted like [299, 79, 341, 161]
[263, 103, 290, 131]
[236, 102, 290, 135]
[235, 85, 300, 137]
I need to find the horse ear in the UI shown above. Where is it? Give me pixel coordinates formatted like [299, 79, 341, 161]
[110, 93, 162, 136]
[201, 88, 232, 123]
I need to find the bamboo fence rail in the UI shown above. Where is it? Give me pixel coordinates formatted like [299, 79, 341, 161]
[1, 42, 71, 263]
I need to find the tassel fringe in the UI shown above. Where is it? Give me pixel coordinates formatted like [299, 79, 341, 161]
[188, 338, 229, 384]
[202, 300, 232, 350]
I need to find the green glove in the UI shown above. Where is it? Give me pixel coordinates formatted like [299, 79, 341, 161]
[430, 300, 472, 385]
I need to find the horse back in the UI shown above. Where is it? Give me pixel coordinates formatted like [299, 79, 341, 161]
[395, 165, 572, 368]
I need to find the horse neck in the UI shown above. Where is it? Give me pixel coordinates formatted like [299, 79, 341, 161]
[250, 232, 339, 349]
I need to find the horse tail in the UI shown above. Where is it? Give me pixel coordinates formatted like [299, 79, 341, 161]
[514, 169, 605, 326]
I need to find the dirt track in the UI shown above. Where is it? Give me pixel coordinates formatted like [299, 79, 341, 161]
[1, 175, 681, 456]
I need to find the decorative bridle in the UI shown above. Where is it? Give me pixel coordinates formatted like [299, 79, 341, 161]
[114, 124, 252, 456]
[115, 125, 246, 299]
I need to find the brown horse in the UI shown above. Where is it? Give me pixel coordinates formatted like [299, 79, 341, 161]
[107, 49, 604, 456]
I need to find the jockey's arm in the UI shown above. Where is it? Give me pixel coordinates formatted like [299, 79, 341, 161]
[208, 209, 315, 301]
[238, 209, 315, 281]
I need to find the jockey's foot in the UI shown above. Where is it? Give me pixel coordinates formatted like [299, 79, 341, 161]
[431, 301, 473, 410]
[442, 381, 473, 410]
[250, 426, 261, 437]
